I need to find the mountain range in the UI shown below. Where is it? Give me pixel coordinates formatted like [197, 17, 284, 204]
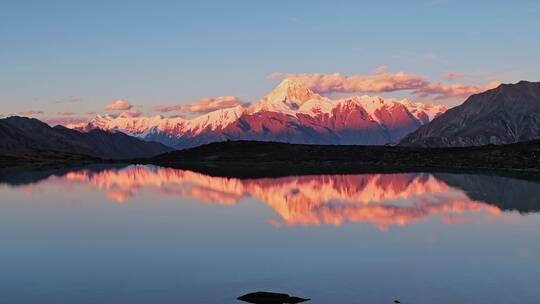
[401, 81, 540, 147]
[0, 116, 172, 160]
[68, 79, 447, 148]
[2, 80, 539, 166]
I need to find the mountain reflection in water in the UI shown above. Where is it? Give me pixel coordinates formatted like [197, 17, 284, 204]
[2, 165, 539, 231]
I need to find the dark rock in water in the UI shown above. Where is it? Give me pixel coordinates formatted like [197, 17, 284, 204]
[394, 300, 401, 303]
[237, 291, 310, 304]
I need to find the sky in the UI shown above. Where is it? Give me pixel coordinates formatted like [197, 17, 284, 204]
[1, 0, 539, 123]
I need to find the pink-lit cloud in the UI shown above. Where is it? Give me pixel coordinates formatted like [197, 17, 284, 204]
[104, 99, 133, 111]
[154, 105, 182, 113]
[43, 116, 89, 126]
[413, 81, 500, 100]
[56, 111, 76, 116]
[155, 96, 247, 114]
[44, 110, 115, 126]
[374, 65, 389, 74]
[269, 71, 500, 100]
[18, 110, 44, 116]
[268, 71, 426, 94]
[55, 96, 82, 103]
[119, 108, 143, 118]
[442, 72, 465, 81]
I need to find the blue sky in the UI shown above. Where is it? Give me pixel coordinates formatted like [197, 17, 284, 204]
[1, 0, 539, 120]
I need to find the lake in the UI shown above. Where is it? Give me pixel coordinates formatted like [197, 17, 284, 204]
[0, 165, 539, 304]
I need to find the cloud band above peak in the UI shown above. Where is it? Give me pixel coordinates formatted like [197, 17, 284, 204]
[269, 71, 498, 100]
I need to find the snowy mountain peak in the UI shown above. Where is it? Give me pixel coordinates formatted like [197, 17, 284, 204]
[249, 78, 324, 114]
[400, 99, 448, 123]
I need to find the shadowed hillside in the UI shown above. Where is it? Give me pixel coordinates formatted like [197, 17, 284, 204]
[0, 116, 172, 161]
[144, 140, 540, 178]
[401, 81, 540, 147]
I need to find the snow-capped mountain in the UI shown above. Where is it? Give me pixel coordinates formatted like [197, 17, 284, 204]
[68, 79, 447, 149]
[247, 78, 325, 115]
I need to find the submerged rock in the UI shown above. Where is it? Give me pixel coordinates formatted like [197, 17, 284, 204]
[237, 291, 310, 304]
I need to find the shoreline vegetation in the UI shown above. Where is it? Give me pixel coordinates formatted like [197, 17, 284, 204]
[1, 140, 539, 180]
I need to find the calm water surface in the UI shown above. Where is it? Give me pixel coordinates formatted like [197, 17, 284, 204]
[1, 165, 539, 304]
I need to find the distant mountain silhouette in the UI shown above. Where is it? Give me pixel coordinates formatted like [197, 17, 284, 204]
[401, 81, 540, 147]
[0, 116, 172, 160]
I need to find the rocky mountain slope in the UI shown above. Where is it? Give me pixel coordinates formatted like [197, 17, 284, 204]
[68, 79, 447, 149]
[0, 116, 172, 160]
[401, 81, 540, 147]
